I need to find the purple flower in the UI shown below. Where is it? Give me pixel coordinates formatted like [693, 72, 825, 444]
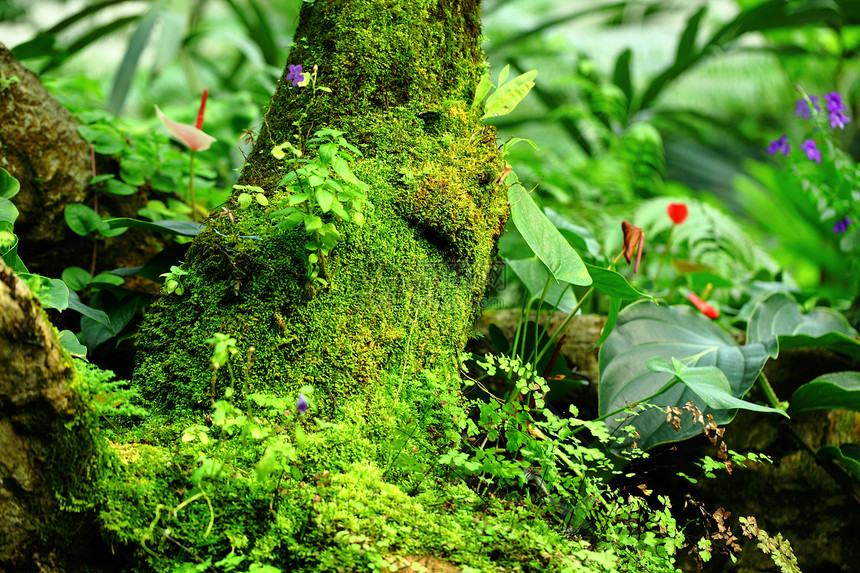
[286, 64, 305, 87]
[296, 393, 308, 415]
[833, 216, 852, 234]
[794, 96, 820, 120]
[824, 91, 850, 129]
[824, 91, 844, 113]
[800, 138, 821, 163]
[767, 135, 791, 156]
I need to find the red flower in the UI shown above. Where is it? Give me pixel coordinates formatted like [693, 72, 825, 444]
[686, 292, 719, 319]
[667, 202, 688, 225]
[155, 89, 216, 152]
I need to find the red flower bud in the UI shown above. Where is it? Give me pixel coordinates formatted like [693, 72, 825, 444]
[686, 292, 719, 319]
[196, 89, 209, 130]
[667, 202, 688, 225]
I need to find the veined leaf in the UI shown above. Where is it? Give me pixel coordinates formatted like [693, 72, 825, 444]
[647, 357, 787, 417]
[65, 203, 103, 236]
[0, 197, 19, 226]
[747, 292, 860, 360]
[507, 170, 590, 286]
[483, 69, 538, 120]
[599, 301, 776, 451]
[788, 372, 860, 415]
[585, 263, 651, 300]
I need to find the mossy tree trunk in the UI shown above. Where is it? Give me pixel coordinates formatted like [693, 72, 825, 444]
[5, 2, 568, 570]
[135, 0, 508, 421]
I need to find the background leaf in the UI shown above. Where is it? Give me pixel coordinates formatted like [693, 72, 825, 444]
[788, 372, 860, 415]
[747, 292, 860, 360]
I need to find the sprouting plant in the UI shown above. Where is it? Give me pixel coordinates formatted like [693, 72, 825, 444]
[0, 74, 19, 91]
[472, 64, 538, 121]
[159, 265, 189, 295]
[270, 128, 371, 294]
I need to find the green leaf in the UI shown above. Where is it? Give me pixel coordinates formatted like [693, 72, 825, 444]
[31, 276, 70, 310]
[507, 171, 590, 286]
[105, 178, 137, 196]
[675, 6, 706, 66]
[67, 290, 113, 332]
[599, 301, 777, 451]
[330, 155, 359, 185]
[585, 263, 651, 300]
[58, 330, 87, 359]
[0, 197, 19, 225]
[817, 444, 860, 482]
[647, 357, 788, 417]
[747, 292, 860, 360]
[107, 3, 158, 114]
[104, 218, 204, 236]
[788, 372, 860, 415]
[76, 124, 126, 155]
[0, 168, 20, 199]
[506, 258, 578, 314]
[497, 64, 510, 86]
[594, 297, 621, 349]
[317, 189, 334, 213]
[483, 69, 537, 120]
[288, 193, 310, 206]
[64, 203, 103, 236]
[612, 48, 633, 108]
[62, 267, 92, 291]
[304, 215, 322, 232]
[472, 72, 493, 108]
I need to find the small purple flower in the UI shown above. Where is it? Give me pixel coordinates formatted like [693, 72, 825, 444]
[286, 64, 305, 87]
[296, 393, 308, 415]
[767, 135, 791, 156]
[824, 91, 850, 129]
[794, 96, 820, 120]
[800, 138, 821, 163]
[833, 217, 852, 234]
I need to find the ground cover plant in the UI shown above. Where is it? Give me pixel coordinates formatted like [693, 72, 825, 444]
[1, 1, 860, 572]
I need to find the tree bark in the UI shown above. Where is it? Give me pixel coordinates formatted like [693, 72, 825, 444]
[0, 42, 157, 279]
[0, 258, 102, 572]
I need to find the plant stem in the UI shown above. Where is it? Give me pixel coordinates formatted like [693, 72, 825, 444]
[188, 150, 197, 222]
[654, 225, 675, 284]
[534, 250, 626, 366]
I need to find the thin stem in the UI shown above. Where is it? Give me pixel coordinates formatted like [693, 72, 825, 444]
[534, 250, 626, 366]
[188, 150, 197, 222]
[654, 225, 675, 284]
[756, 371, 782, 410]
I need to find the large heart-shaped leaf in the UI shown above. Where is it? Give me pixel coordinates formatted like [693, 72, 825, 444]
[788, 372, 860, 415]
[599, 301, 776, 451]
[747, 292, 860, 359]
[507, 171, 590, 286]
